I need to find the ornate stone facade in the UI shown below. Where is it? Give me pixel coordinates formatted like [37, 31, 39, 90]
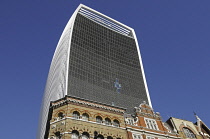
[166, 117, 210, 139]
[47, 96, 127, 139]
[46, 96, 181, 139]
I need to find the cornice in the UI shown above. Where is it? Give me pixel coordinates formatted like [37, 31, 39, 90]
[50, 117, 126, 130]
[51, 96, 125, 114]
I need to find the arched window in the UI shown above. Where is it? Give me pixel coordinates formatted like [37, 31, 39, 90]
[82, 132, 90, 139]
[113, 119, 120, 127]
[71, 130, 79, 139]
[105, 118, 111, 125]
[82, 113, 89, 121]
[183, 128, 196, 138]
[107, 136, 113, 139]
[94, 131, 98, 138]
[58, 112, 64, 119]
[96, 116, 103, 123]
[97, 135, 104, 139]
[73, 111, 80, 119]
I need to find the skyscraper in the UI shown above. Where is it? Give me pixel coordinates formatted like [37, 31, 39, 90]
[38, 4, 152, 139]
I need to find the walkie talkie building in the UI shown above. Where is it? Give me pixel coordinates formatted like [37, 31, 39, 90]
[38, 4, 152, 139]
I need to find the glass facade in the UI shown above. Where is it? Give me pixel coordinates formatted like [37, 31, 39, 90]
[67, 13, 149, 113]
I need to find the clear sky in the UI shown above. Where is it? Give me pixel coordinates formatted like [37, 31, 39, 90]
[0, 0, 209, 138]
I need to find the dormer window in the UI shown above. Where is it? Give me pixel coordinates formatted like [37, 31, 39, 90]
[144, 118, 158, 130]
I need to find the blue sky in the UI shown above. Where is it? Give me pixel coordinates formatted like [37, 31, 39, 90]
[0, 0, 210, 138]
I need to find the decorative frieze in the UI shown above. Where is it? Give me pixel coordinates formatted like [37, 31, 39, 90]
[51, 96, 125, 114]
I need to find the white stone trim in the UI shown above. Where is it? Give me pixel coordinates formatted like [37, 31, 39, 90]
[144, 117, 159, 130]
[127, 127, 180, 139]
[132, 29, 152, 107]
[50, 116, 126, 130]
[52, 97, 125, 113]
[132, 132, 143, 139]
[78, 4, 133, 31]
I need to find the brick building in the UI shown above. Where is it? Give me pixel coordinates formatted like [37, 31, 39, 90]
[46, 96, 181, 139]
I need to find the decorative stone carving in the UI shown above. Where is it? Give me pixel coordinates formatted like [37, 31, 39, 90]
[61, 121, 65, 125]
[52, 124, 56, 129]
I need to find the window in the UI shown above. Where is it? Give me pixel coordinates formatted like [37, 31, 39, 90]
[107, 136, 113, 139]
[146, 136, 155, 139]
[82, 113, 89, 121]
[82, 135, 88, 139]
[183, 128, 196, 138]
[73, 111, 80, 119]
[105, 118, 111, 125]
[58, 112, 64, 119]
[152, 120, 158, 130]
[96, 116, 103, 123]
[72, 133, 79, 139]
[82, 132, 89, 139]
[133, 134, 141, 139]
[97, 135, 104, 139]
[145, 118, 158, 130]
[72, 130, 79, 139]
[113, 119, 120, 127]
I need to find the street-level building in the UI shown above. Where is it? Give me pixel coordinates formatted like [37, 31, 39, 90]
[126, 102, 179, 139]
[46, 97, 181, 139]
[47, 96, 128, 139]
[166, 117, 203, 139]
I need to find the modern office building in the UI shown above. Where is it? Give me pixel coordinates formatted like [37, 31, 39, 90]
[37, 4, 152, 139]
